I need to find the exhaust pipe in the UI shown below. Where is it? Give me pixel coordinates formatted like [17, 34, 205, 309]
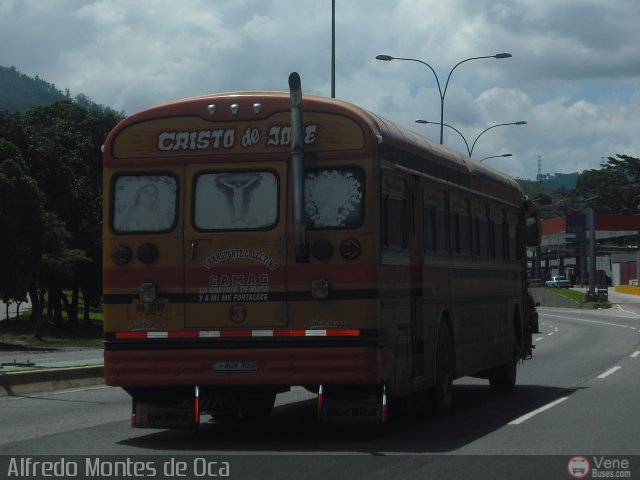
[288, 72, 309, 262]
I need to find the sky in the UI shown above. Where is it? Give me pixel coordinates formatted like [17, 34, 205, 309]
[1, 0, 639, 180]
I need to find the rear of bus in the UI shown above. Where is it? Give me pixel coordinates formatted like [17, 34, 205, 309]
[102, 90, 389, 426]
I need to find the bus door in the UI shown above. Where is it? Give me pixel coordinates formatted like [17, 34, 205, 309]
[184, 164, 288, 329]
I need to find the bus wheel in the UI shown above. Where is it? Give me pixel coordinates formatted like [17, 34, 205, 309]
[239, 391, 277, 421]
[431, 322, 454, 417]
[490, 330, 518, 393]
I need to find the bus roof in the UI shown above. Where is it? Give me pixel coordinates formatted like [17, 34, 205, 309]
[104, 91, 523, 202]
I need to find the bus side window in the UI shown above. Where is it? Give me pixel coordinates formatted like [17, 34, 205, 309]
[459, 211, 471, 255]
[384, 195, 407, 249]
[423, 205, 436, 253]
[423, 186, 447, 256]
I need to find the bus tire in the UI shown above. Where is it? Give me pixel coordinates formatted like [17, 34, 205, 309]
[489, 329, 518, 393]
[430, 322, 454, 417]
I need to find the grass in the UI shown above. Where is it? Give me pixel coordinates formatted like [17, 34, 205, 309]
[0, 319, 103, 350]
[0, 296, 104, 349]
[546, 287, 612, 307]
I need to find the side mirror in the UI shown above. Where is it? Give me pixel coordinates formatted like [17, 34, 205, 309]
[525, 216, 541, 247]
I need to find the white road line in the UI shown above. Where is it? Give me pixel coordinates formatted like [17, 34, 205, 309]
[598, 366, 622, 379]
[547, 332, 554, 336]
[614, 304, 640, 318]
[535, 337, 544, 341]
[542, 313, 631, 329]
[509, 397, 569, 425]
[631, 351, 640, 358]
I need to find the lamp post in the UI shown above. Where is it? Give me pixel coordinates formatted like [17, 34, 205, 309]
[631, 195, 640, 285]
[470, 121, 526, 157]
[415, 119, 526, 157]
[415, 120, 471, 154]
[331, 0, 335, 98]
[480, 153, 512, 162]
[376, 52, 512, 144]
[584, 195, 599, 300]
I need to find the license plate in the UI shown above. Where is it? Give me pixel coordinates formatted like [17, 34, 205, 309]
[214, 361, 258, 372]
[133, 299, 168, 317]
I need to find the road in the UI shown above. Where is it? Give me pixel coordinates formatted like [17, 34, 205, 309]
[1, 297, 639, 479]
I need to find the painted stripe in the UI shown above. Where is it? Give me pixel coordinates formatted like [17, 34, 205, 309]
[274, 329, 305, 337]
[115, 328, 362, 340]
[508, 397, 569, 425]
[147, 331, 168, 338]
[631, 351, 640, 358]
[199, 331, 221, 338]
[252, 330, 274, 337]
[306, 329, 327, 336]
[598, 366, 621, 379]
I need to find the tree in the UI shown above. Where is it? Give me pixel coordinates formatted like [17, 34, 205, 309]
[0, 139, 45, 326]
[22, 101, 122, 324]
[575, 155, 640, 213]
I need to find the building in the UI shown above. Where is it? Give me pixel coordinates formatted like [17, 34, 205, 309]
[529, 212, 640, 286]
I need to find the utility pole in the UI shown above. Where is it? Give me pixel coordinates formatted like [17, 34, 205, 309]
[331, 0, 335, 98]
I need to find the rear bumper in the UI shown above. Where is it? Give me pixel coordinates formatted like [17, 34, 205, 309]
[104, 347, 385, 387]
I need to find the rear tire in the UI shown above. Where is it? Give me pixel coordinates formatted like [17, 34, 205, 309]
[430, 322, 454, 417]
[489, 330, 518, 392]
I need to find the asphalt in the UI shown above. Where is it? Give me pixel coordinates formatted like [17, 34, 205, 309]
[1, 287, 639, 397]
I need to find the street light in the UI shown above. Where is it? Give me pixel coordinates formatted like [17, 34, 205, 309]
[376, 52, 512, 144]
[631, 195, 640, 286]
[480, 154, 512, 162]
[469, 121, 526, 157]
[415, 119, 526, 156]
[415, 119, 471, 154]
[584, 195, 600, 300]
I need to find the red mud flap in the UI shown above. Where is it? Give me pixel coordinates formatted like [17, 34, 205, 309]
[317, 384, 388, 425]
[132, 386, 200, 429]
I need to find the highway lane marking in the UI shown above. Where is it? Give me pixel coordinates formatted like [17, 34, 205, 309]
[597, 366, 622, 379]
[535, 337, 544, 341]
[541, 313, 633, 329]
[631, 351, 640, 358]
[614, 304, 640, 318]
[508, 397, 569, 425]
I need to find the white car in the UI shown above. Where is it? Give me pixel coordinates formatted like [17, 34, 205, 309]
[545, 276, 571, 288]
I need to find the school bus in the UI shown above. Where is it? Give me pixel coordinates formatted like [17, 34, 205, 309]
[103, 73, 540, 427]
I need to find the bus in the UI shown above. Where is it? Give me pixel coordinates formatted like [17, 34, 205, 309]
[102, 72, 540, 427]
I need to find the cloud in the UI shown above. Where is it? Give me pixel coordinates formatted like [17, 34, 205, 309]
[1, 0, 639, 180]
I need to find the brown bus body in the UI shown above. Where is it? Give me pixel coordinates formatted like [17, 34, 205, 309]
[103, 84, 539, 426]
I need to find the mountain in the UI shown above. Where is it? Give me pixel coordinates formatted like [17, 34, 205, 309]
[538, 172, 579, 191]
[0, 65, 69, 112]
[0, 65, 122, 115]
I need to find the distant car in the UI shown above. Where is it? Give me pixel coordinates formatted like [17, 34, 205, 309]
[545, 275, 571, 288]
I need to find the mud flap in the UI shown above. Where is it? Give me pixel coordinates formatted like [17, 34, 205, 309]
[132, 386, 200, 429]
[317, 384, 388, 425]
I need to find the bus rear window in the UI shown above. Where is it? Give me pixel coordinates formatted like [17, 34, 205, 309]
[305, 168, 364, 229]
[194, 171, 278, 230]
[112, 175, 178, 233]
